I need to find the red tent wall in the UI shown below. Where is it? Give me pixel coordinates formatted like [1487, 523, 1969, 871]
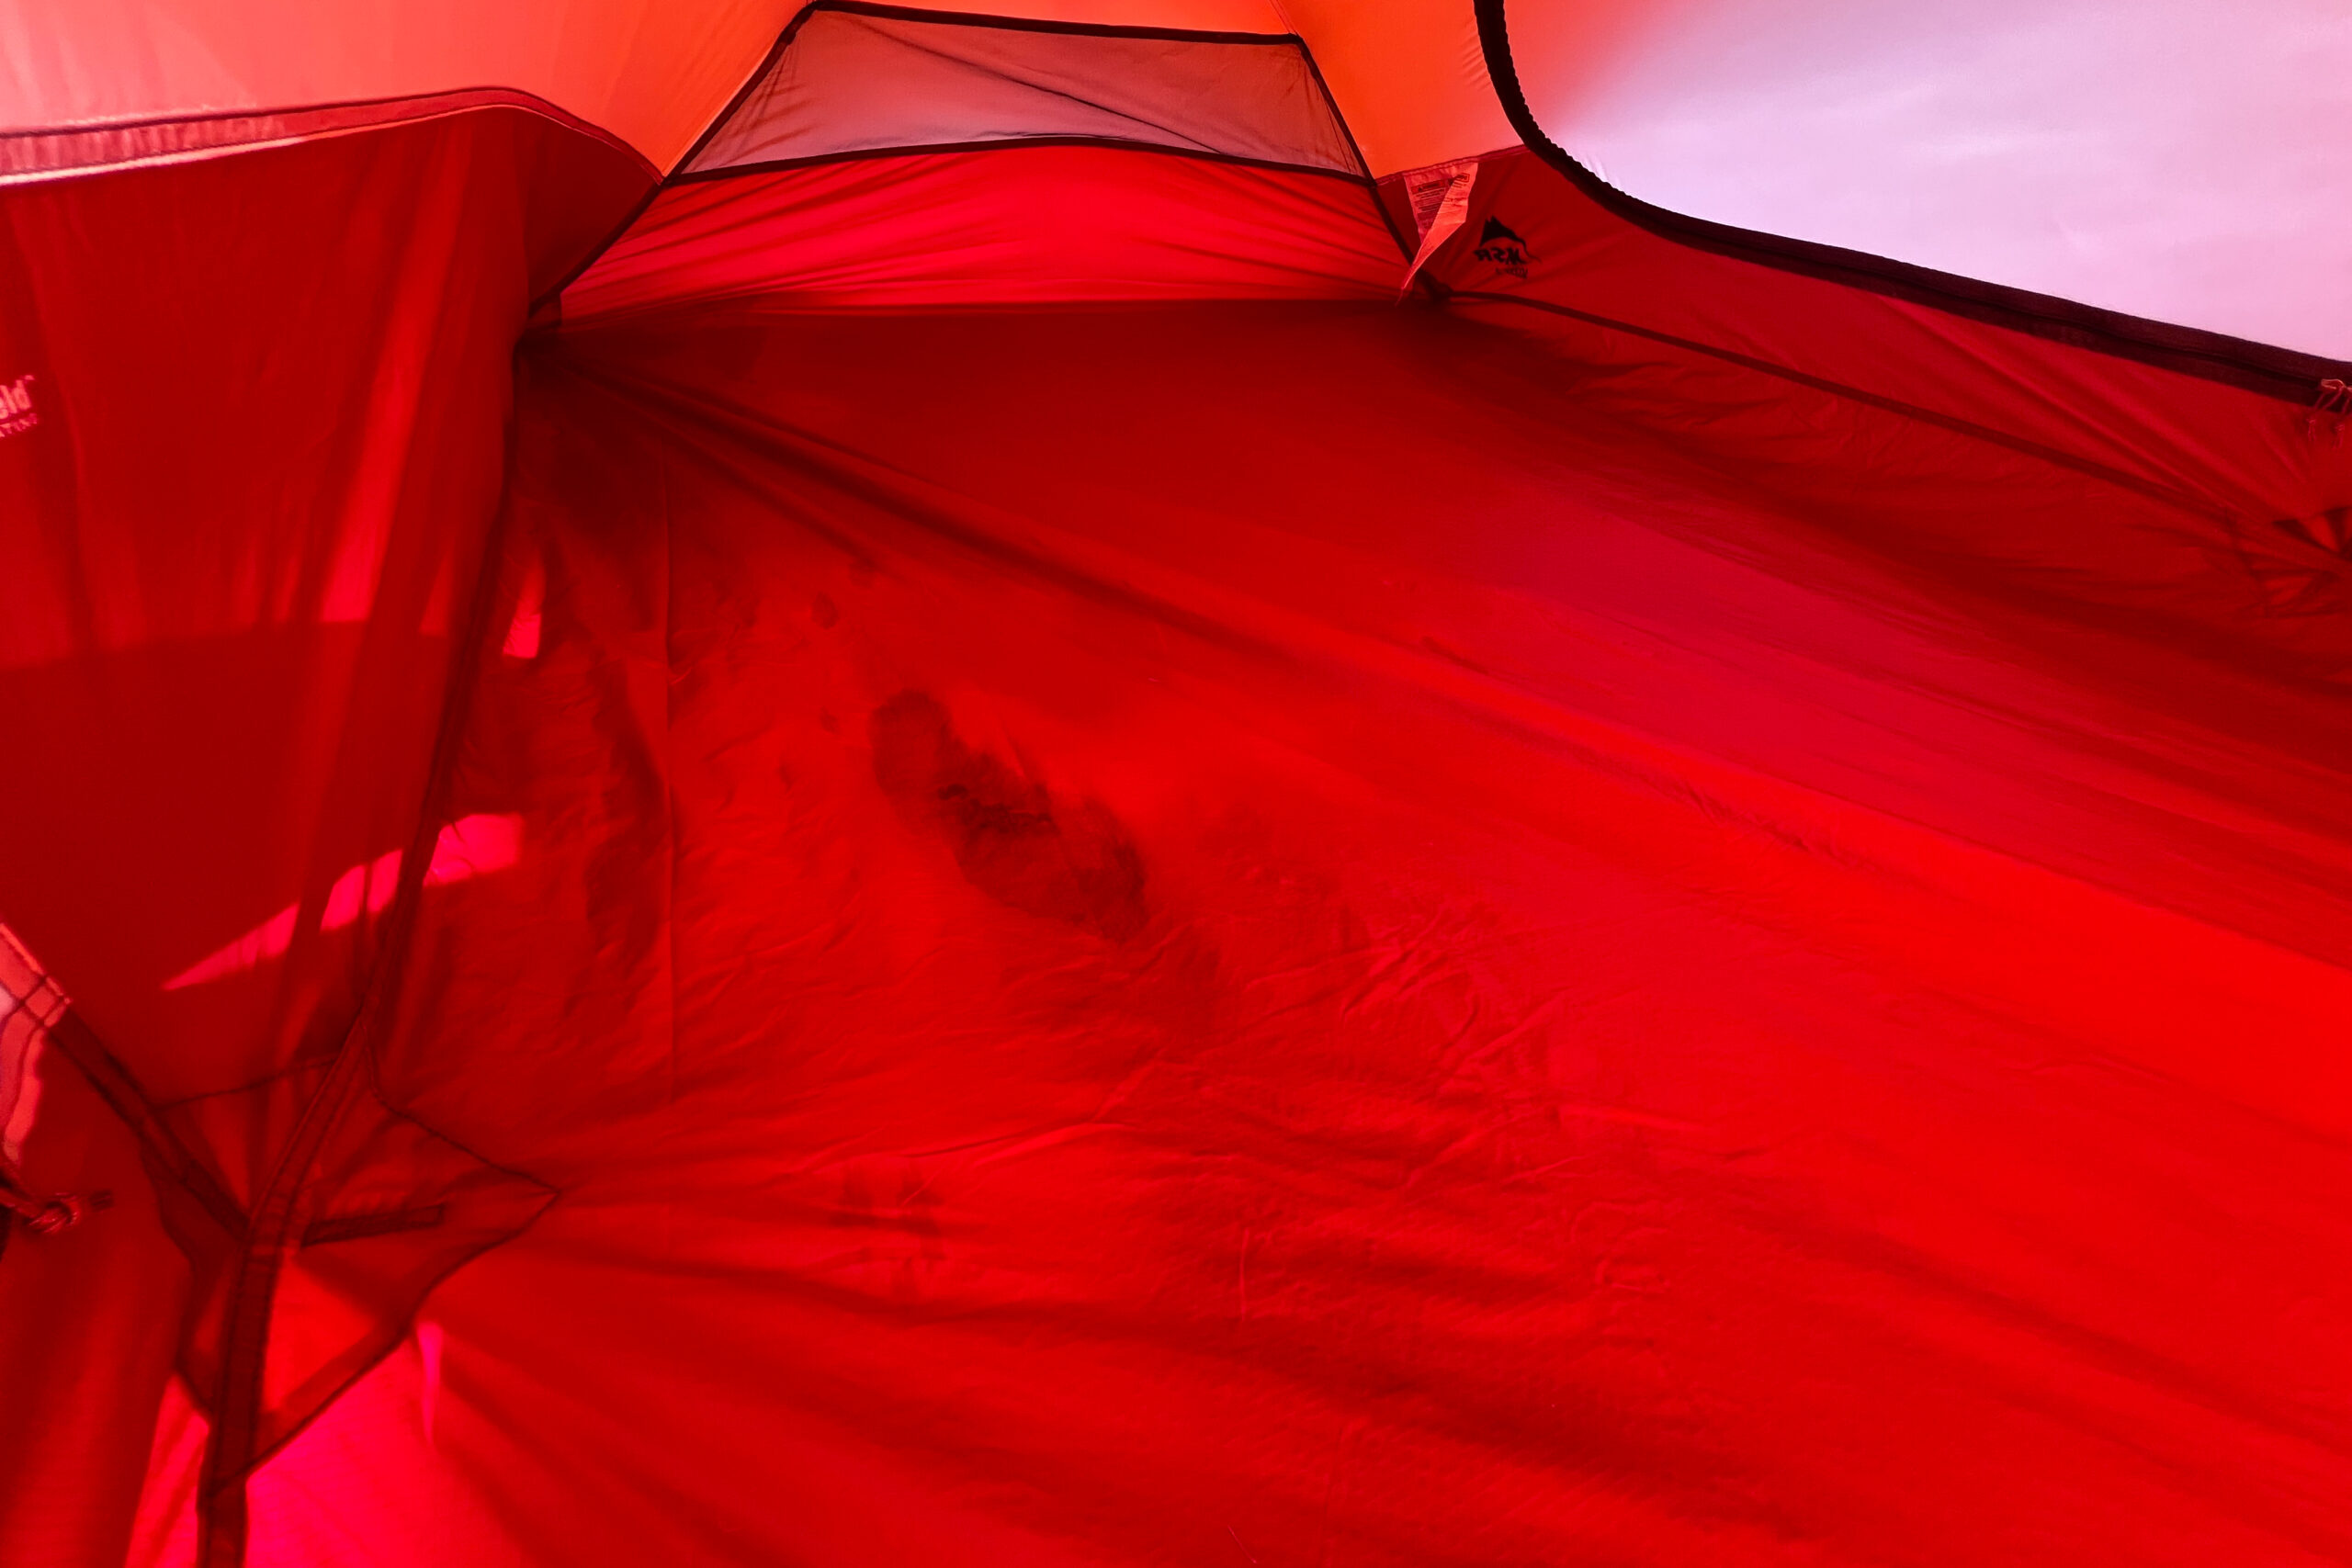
[0, 105, 644, 1565]
[1385, 144, 2352, 688]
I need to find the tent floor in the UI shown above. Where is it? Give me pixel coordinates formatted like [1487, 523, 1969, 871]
[207, 302, 2352, 1565]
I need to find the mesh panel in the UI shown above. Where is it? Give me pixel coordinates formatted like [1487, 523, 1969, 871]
[683, 6, 1363, 178]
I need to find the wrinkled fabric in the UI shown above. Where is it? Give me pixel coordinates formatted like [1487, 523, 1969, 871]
[0, 107, 645, 1565]
[563, 146, 1403, 321]
[1394, 149, 2352, 529]
[3, 12, 2351, 1564]
[215, 299, 2348, 1565]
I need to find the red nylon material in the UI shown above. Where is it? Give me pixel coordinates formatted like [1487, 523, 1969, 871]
[0, 111, 643, 1106]
[560, 147, 1404, 322]
[0, 1056, 184, 1568]
[1398, 149, 2352, 530]
[2, 102, 2348, 1568]
[167, 296, 2346, 1564]
[0, 109, 646, 1564]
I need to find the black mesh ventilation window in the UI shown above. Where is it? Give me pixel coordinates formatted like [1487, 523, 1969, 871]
[679, 2, 1367, 181]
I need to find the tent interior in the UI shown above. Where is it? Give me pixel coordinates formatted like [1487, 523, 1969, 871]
[3, 4, 2350, 1565]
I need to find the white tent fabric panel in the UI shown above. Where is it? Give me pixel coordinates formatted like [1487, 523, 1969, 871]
[1515, 0, 2352, 356]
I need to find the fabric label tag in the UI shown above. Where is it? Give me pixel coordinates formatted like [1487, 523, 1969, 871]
[1398, 161, 1478, 299]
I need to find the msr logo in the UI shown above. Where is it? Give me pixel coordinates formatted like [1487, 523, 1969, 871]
[1473, 218, 1533, 279]
[0, 373, 36, 440]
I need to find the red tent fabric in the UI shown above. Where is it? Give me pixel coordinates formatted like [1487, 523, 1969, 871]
[3, 5, 2349, 1565]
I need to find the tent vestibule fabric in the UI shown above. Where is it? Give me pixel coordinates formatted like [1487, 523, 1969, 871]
[2, 4, 2349, 1566]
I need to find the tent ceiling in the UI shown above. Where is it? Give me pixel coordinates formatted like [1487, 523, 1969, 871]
[0, 0, 1508, 176]
[14, 0, 2350, 349]
[38, 0, 2347, 354]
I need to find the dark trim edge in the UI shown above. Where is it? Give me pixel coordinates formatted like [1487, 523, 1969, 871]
[1472, 0, 2346, 403]
[300, 1201, 447, 1247]
[773, 0, 1306, 50]
[668, 136, 1372, 188]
